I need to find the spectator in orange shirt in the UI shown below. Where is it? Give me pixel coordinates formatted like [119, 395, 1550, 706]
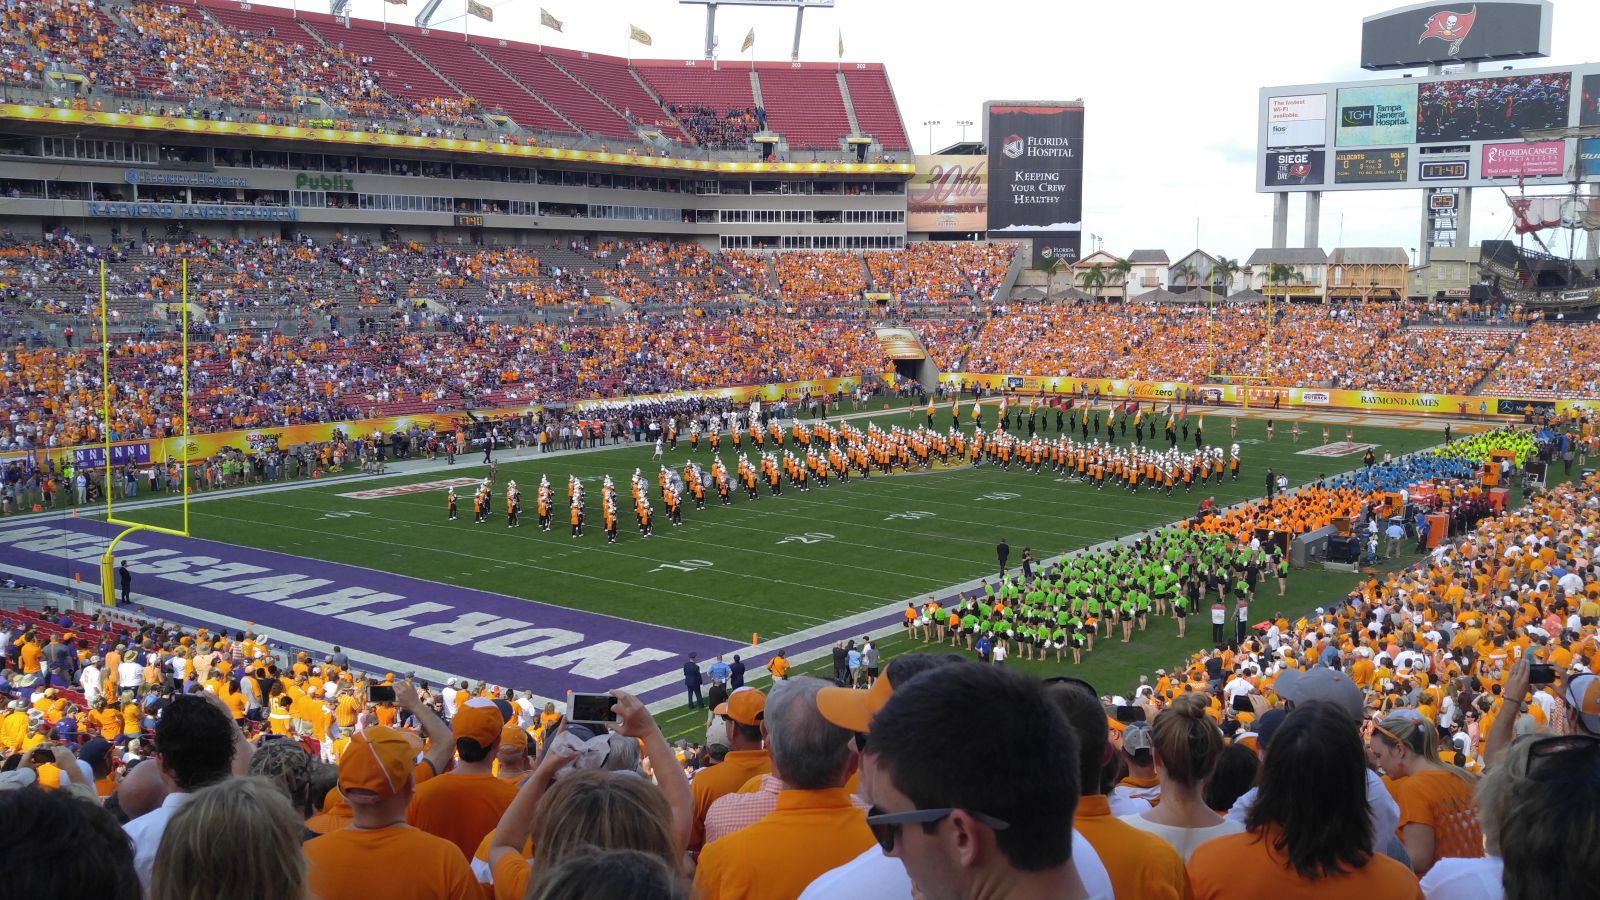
[1046, 679, 1188, 900]
[694, 677, 873, 900]
[1368, 713, 1482, 875]
[1187, 702, 1423, 899]
[406, 697, 519, 860]
[304, 725, 478, 900]
[689, 686, 770, 852]
[865, 663, 1090, 900]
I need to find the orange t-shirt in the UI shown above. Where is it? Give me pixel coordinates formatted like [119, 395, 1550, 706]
[1072, 794, 1188, 900]
[1187, 827, 1423, 900]
[305, 825, 478, 900]
[490, 852, 531, 900]
[1384, 769, 1484, 862]
[690, 749, 773, 851]
[693, 787, 874, 900]
[406, 771, 520, 861]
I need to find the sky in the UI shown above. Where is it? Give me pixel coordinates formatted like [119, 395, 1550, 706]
[252, 0, 1600, 261]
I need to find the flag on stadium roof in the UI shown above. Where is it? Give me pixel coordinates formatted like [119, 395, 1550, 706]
[540, 7, 563, 31]
[630, 24, 653, 45]
[467, 0, 493, 21]
[741, 28, 755, 52]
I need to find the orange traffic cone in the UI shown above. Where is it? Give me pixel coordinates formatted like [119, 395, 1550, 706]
[752, 632, 760, 646]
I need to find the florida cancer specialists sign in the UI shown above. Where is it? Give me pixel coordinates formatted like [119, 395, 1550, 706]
[1482, 141, 1565, 177]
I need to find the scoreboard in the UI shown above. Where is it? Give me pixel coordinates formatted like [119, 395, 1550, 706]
[1257, 61, 1598, 192]
[1334, 149, 1409, 184]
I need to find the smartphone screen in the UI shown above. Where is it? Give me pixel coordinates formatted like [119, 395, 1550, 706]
[568, 692, 618, 726]
[368, 684, 396, 703]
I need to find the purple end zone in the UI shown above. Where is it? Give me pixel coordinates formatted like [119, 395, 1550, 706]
[0, 518, 739, 698]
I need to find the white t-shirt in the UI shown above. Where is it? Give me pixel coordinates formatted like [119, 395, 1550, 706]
[993, 645, 1008, 664]
[1418, 855, 1503, 900]
[118, 661, 143, 688]
[124, 792, 190, 890]
[1222, 676, 1253, 705]
[797, 829, 1113, 900]
[1118, 814, 1246, 863]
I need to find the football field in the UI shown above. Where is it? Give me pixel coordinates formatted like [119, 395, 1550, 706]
[110, 406, 1442, 639]
[0, 401, 1461, 728]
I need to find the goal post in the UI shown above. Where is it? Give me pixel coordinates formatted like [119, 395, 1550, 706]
[99, 258, 192, 605]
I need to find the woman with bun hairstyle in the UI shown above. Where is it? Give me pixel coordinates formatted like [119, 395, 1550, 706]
[1120, 692, 1244, 861]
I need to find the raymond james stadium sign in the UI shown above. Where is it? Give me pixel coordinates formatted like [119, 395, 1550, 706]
[85, 202, 297, 222]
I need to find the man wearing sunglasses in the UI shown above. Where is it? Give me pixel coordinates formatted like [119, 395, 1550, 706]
[859, 662, 1096, 900]
[800, 660, 1112, 899]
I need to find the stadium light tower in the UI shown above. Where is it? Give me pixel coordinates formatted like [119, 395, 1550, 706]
[956, 119, 973, 142]
[680, 0, 836, 62]
[924, 120, 941, 153]
[414, 0, 446, 28]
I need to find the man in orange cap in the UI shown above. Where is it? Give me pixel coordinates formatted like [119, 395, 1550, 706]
[691, 686, 770, 853]
[407, 697, 520, 859]
[305, 725, 477, 900]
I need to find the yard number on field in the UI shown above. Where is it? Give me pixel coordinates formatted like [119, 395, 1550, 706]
[649, 558, 715, 574]
[885, 510, 935, 521]
[777, 532, 834, 545]
[975, 491, 1020, 501]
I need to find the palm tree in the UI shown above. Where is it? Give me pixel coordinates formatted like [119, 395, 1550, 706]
[1171, 262, 1198, 296]
[1264, 262, 1304, 299]
[1108, 257, 1134, 300]
[1211, 257, 1241, 299]
[1260, 262, 1305, 378]
[1037, 253, 1065, 300]
[1078, 263, 1107, 300]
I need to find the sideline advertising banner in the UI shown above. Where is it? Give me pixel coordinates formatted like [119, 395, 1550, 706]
[937, 373, 1595, 417]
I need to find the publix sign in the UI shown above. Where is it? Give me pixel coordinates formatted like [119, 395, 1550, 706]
[294, 173, 356, 191]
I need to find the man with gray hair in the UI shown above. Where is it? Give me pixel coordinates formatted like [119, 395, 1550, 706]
[694, 676, 873, 899]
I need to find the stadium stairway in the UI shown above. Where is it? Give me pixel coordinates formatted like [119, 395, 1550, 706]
[835, 71, 862, 135]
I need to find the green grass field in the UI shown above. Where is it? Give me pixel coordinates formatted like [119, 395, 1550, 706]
[89, 401, 1482, 739]
[110, 406, 1440, 639]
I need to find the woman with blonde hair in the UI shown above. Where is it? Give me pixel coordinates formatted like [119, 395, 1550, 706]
[1369, 712, 1482, 876]
[1120, 692, 1243, 861]
[149, 776, 307, 900]
[487, 691, 690, 900]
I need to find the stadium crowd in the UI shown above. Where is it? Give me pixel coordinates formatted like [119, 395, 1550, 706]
[666, 104, 762, 149]
[7, 452, 1600, 900]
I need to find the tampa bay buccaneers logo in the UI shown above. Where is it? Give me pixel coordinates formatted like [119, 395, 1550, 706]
[1419, 6, 1476, 56]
